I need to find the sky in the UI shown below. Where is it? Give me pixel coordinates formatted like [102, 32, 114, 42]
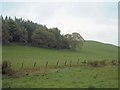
[1, 1, 118, 46]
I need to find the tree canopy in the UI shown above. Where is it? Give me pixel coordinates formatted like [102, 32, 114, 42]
[1, 16, 84, 49]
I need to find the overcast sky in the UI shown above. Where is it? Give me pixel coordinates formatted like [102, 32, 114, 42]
[1, 2, 118, 46]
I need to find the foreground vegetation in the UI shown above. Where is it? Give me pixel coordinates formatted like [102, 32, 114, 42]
[2, 41, 118, 88]
[3, 65, 118, 88]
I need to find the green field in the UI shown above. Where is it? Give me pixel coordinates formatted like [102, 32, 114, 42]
[2, 40, 118, 69]
[3, 66, 118, 88]
[2, 40, 118, 88]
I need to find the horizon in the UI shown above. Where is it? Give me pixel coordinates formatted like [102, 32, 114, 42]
[1, 2, 118, 46]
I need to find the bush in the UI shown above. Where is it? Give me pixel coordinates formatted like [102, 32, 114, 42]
[2, 60, 14, 76]
[111, 60, 118, 65]
[89, 61, 100, 67]
[118, 60, 120, 65]
[99, 60, 107, 66]
[88, 85, 96, 89]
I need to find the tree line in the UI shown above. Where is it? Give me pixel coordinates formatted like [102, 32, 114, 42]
[2, 16, 84, 49]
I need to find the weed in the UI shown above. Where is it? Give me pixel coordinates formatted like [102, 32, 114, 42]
[2, 60, 14, 76]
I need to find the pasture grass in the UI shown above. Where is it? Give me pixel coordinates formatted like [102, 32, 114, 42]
[2, 41, 118, 70]
[2, 65, 118, 88]
[2, 41, 118, 88]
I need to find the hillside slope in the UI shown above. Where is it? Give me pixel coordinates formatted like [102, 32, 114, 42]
[82, 40, 118, 59]
[2, 40, 118, 69]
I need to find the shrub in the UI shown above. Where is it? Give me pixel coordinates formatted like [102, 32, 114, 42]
[90, 61, 100, 67]
[99, 60, 107, 66]
[118, 60, 120, 65]
[88, 85, 96, 89]
[2, 60, 14, 76]
[86, 61, 91, 66]
[111, 60, 118, 65]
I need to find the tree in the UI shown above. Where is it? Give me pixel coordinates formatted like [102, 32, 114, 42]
[65, 32, 84, 49]
[59, 35, 70, 49]
[2, 15, 85, 50]
[31, 28, 55, 48]
[49, 27, 62, 48]
[0, 16, 2, 44]
[17, 27, 28, 43]
[2, 20, 12, 44]
[7, 18, 19, 42]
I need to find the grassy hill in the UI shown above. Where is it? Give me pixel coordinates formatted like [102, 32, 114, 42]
[2, 40, 118, 69]
[2, 40, 118, 88]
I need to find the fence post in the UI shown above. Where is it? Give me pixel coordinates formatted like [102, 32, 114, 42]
[77, 59, 79, 65]
[43, 61, 48, 75]
[64, 61, 67, 66]
[56, 61, 59, 67]
[21, 62, 24, 69]
[70, 60, 72, 67]
[33, 62, 36, 68]
[45, 61, 48, 68]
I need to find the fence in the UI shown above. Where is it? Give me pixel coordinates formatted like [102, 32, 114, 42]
[14, 59, 118, 70]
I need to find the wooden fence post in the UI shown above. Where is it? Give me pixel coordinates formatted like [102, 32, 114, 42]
[56, 61, 59, 67]
[45, 61, 48, 68]
[70, 60, 72, 67]
[64, 61, 67, 66]
[43, 61, 48, 75]
[33, 62, 36, 68]
[21, 62, 24, 69]
[77, 59, 79, 65]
